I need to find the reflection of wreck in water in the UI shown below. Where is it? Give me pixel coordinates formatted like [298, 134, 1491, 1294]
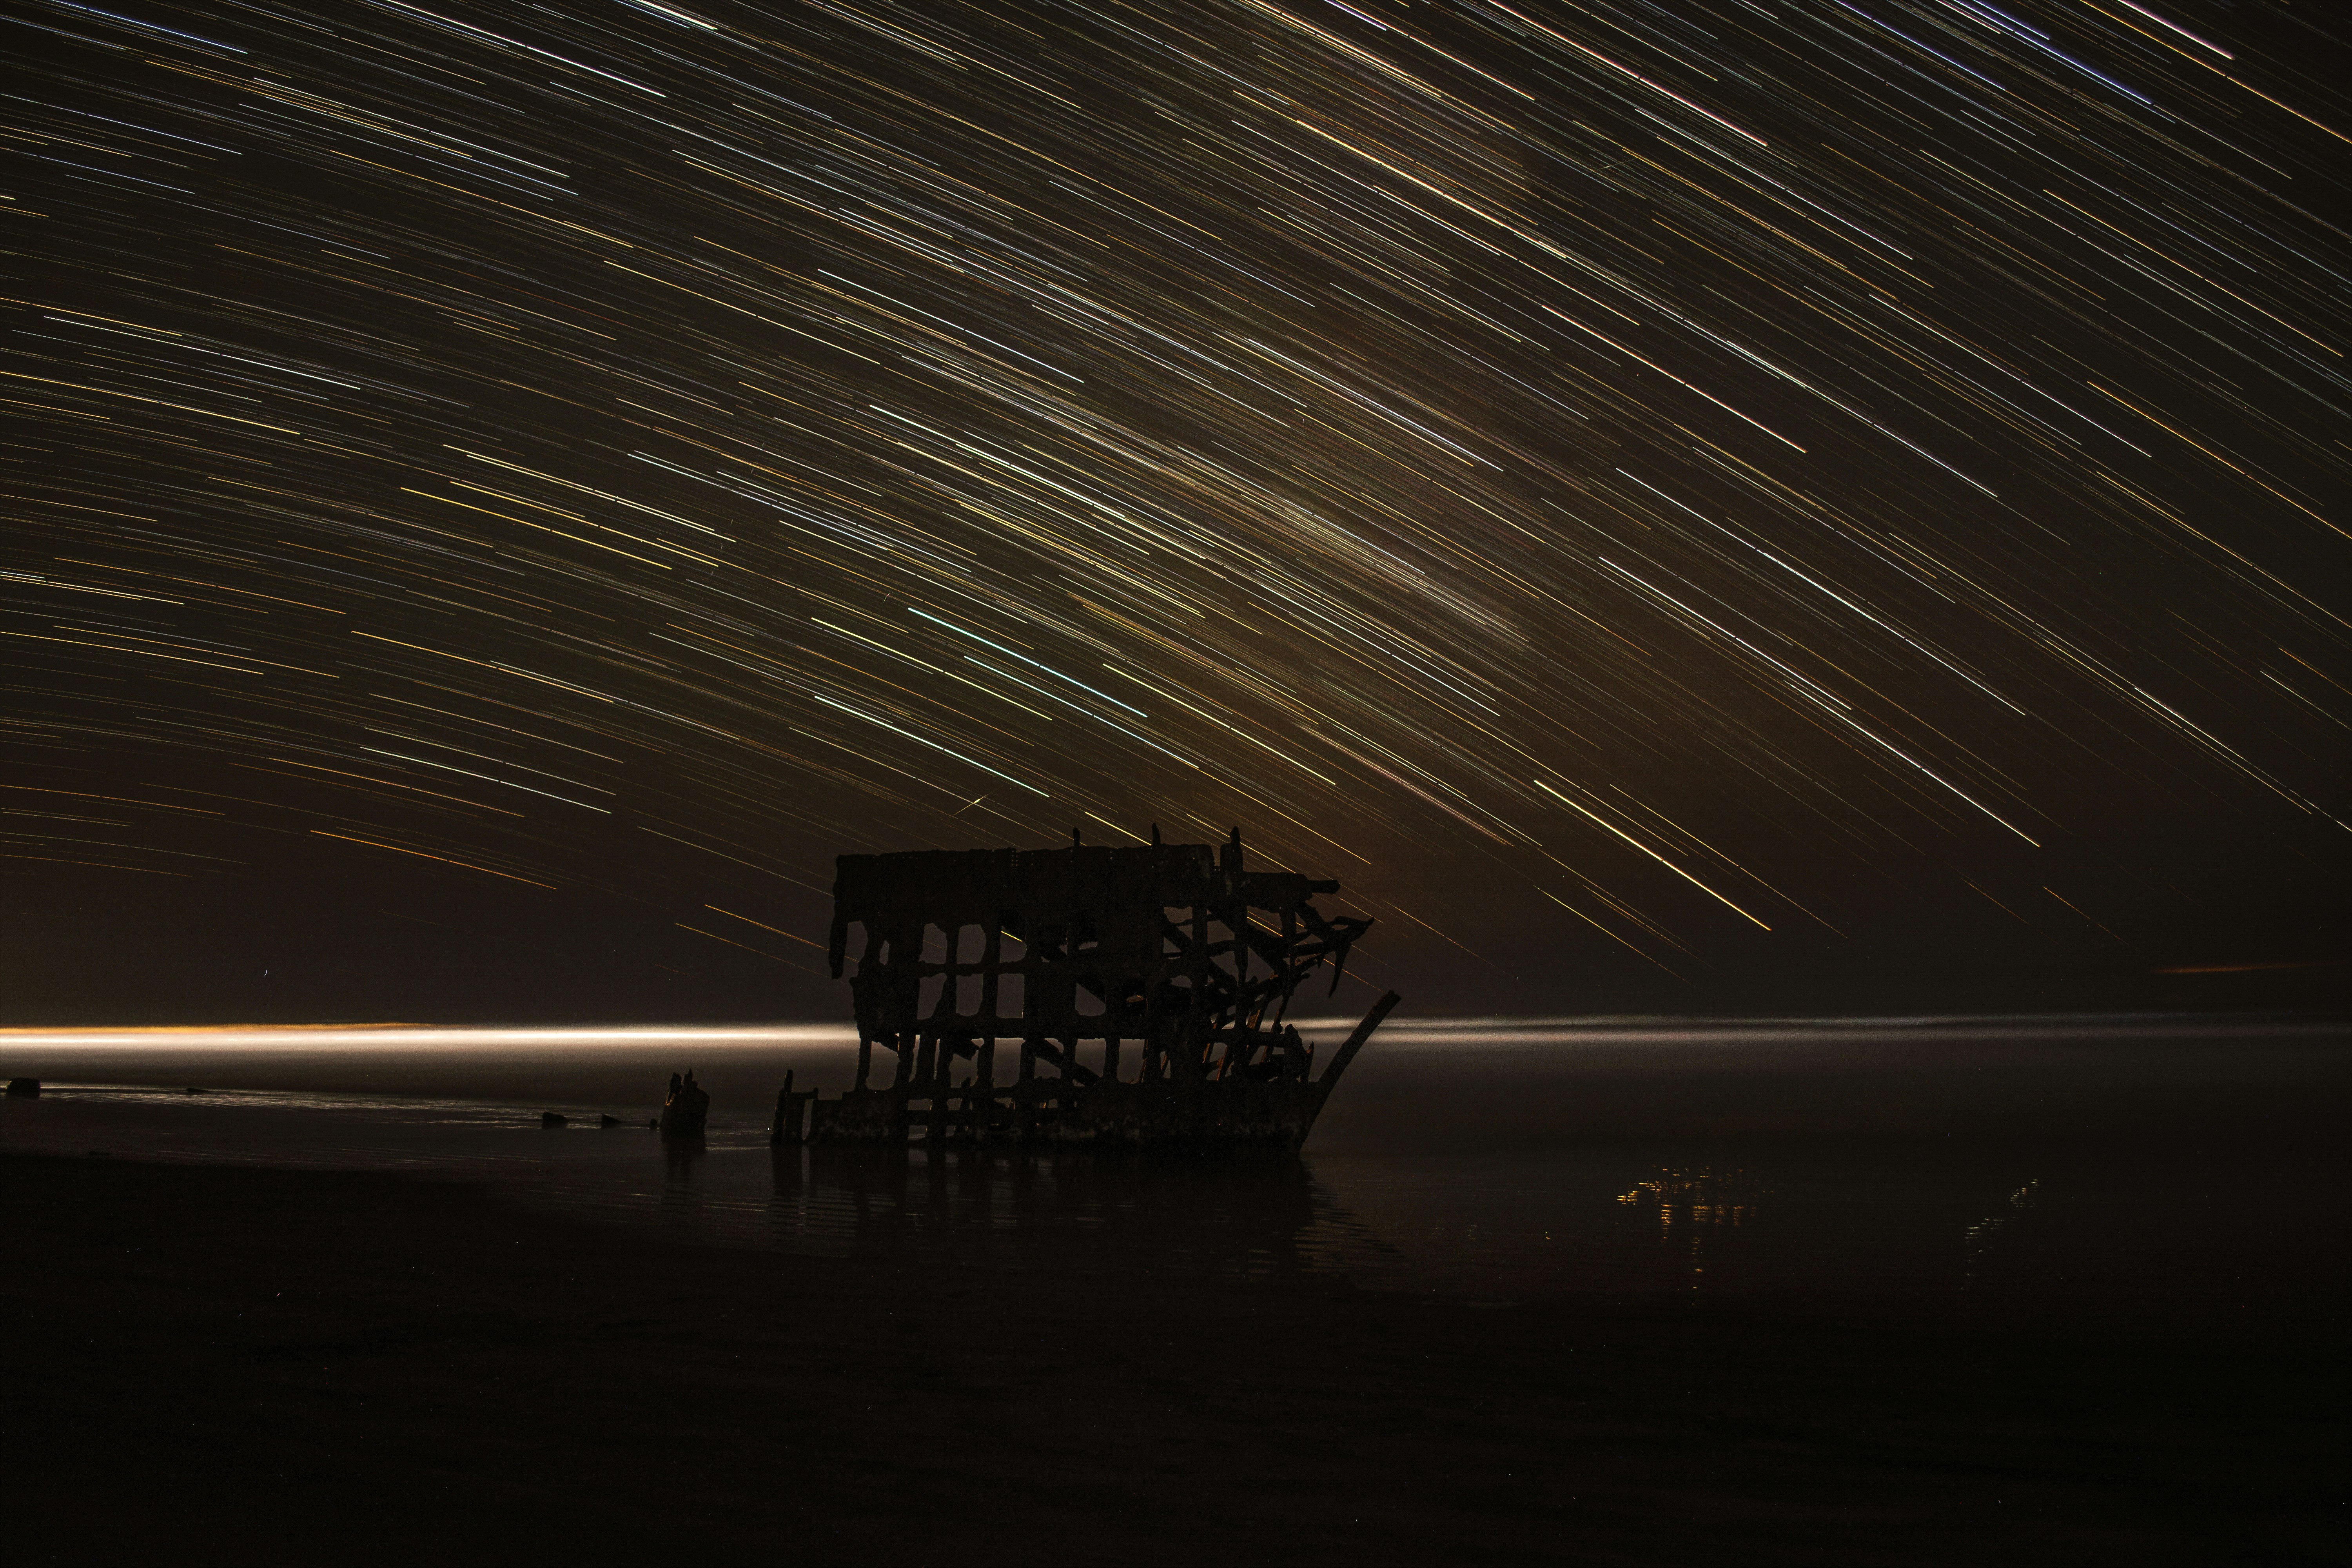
[766, 1145, 1362, 1282]
[777, 829, 1399, 1149]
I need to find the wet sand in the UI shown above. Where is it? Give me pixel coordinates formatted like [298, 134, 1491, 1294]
[2, 1149, 2334, 1565]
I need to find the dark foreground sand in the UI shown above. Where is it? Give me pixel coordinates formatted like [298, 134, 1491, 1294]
[1, 1151, 2334, 1565]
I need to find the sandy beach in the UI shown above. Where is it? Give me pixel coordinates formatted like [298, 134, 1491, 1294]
[3, 1147, 2334, 1565]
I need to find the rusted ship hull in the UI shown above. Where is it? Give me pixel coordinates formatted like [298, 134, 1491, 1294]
[783, 830, 1396, 1150]
[804, 1079, 1322, 1150]
[789, 992, 1395, 1151]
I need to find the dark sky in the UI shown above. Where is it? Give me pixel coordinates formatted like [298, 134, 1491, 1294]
[3, 0, 2346, 1025]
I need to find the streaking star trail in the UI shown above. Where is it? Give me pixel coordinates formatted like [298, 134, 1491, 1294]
[2, 0, 2345, 1019]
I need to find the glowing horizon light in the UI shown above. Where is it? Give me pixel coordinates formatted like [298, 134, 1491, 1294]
[0, 1024, 860, 1051]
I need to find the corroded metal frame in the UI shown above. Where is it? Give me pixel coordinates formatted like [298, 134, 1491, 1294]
[790, 829, 1397, 1149]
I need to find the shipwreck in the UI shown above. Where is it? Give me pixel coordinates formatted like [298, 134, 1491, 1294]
[771, 828, 1399, 1150]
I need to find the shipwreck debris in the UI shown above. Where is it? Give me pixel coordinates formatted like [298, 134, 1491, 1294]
[769, 1069, 815, 1147]
[784, 827, 1399, 1150]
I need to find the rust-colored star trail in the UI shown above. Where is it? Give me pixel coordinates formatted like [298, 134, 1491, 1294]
[3, 0, 2345, 1019]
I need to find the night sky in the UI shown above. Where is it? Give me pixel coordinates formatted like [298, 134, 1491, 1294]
[4, 0, 2346, 1024]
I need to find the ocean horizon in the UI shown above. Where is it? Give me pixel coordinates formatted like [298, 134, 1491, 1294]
[6, 1013, 2338, 1330]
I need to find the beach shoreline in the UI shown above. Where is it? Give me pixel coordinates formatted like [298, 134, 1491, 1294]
[1, 1149, 2333, 1564]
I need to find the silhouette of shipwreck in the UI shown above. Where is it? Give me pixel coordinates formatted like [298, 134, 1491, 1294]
[773, 829, 1399, 1150]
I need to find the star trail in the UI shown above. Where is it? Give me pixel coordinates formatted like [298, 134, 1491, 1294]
[3, 0, 2346, 1019]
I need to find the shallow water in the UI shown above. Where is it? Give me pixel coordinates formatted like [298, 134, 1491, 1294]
[2, 1015, 2341, 1331]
